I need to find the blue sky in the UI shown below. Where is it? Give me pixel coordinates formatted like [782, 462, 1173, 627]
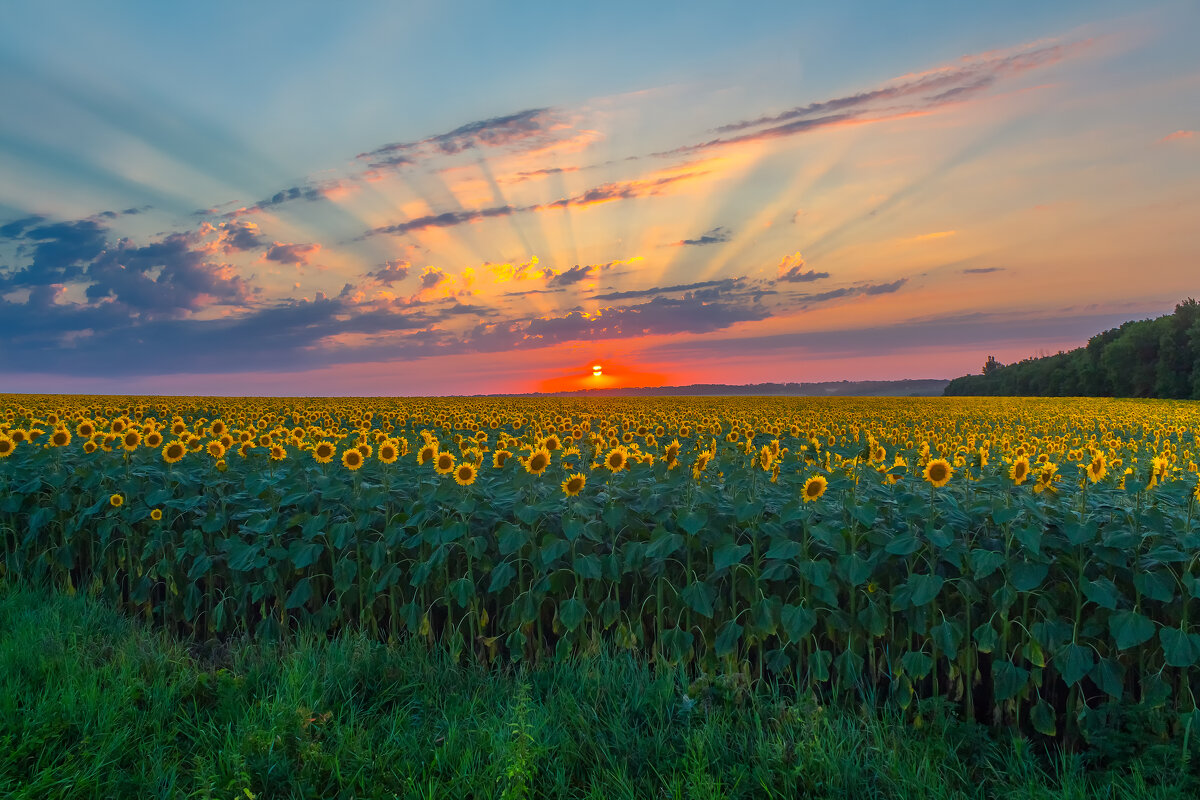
[1, 1, 1197, 394]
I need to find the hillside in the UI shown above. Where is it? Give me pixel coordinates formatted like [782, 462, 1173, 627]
[944, 299, 1200, 397]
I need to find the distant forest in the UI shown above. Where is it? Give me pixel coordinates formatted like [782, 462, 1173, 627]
[944, 299, 1200, 398]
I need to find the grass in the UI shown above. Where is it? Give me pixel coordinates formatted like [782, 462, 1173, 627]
[0, 582, 1196, 799]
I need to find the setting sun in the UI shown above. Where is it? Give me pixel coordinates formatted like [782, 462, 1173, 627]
[592, 365, 602, 377]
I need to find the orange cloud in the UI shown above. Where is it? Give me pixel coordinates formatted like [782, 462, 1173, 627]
[1160, 130, 1196, 143]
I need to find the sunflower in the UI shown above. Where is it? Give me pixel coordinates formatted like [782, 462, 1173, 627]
[207, 440, 226, 459]
[417, 443, 438, 465]
[1086, 452, 1107, 483]
[873, 445, 887, 463]
[525, 447, 551, 476]
[604, 446, 629, 473]
[493, 449, 512, 468]
[802, 474, 828, 502]
[1009, 457, 1030, 486]
[758, 445, 774, 472]
[313, 441, 335, 464]
[0, 435, 14, 458]
[270, 444, 287, 460]
[9, 429, 28, 444]
[454, 462, 478, 486]
[1033, 462, 1059, 495]
[122, 430, 141, 451]
[542, 434, 561, 452]
[110, 493, 124, 508]
[561, 472, 586, 497]
[76, 421, 95, 438]
[50, 428, 71, 447]
[378, 441, 399, 464]
[435, 451, 456, 475]
[82, 440, 97, 454]
[144, 431, 163, 448]
[150, 508, 162, 521]
[923, 458, 953, 488]
[342, 448, 364, 470]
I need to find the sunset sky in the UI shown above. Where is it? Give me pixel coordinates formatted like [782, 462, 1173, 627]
[2, 1, 1198, 395]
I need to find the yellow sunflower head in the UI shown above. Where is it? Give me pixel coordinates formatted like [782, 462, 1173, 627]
[923, 458, 952, 488]
[342, 447, 364, 470]
[313, 441, 335, 464]
[525, 447, 551, 476]
[802, 474, 827, 502]
[493, 449, 512, 468]
[454, 462, 477, 486]
[109, 493, 124, 508]
[378, 441, 398, 464]
[604, 446, 628, 473]
[435, 451, 456, 474]
[561, 472, 586, 497]
[150, 508, 162, 521]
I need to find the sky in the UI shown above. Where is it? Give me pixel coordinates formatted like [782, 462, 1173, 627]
[1, 1, 1198, 395]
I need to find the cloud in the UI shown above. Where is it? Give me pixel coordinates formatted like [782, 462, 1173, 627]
[368, 259, 411, 284]
[419, 266, 449, 290]
[264, 241, 321, 266]
[590, 277, 749, 301]
[669, 38, 1090, 155]
[0, 217, 109, 288]
[675, 226, 731, 247]
[368, 204, 519, 237]
[775, 252, 829, 283]
[537, 169, 706, 210]
[205, 220, 264, 253]
[962, 267, 1005, 274]
[786, 278, 908, 307]
[357, 108, 563, 167]
[1160, 130, 1196, 143]
[546, 264, 594, 287]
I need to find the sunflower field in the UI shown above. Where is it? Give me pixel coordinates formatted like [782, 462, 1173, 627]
[3, 394, 1200, 738]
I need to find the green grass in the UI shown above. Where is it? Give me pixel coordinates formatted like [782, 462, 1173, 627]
[0, 583, 1196, 799]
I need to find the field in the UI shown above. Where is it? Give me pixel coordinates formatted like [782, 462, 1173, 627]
[3, 394, 1200, 794]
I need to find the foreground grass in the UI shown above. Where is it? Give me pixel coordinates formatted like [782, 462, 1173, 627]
[0, 585, 1196, 800]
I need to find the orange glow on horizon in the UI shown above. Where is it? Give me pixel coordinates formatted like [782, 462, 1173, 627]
[537, 360, 667, 393]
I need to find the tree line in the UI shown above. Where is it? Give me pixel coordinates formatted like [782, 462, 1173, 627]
[943, 299, 1200, 397]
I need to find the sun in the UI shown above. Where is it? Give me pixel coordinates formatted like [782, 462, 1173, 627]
[592, 364, 602, 377]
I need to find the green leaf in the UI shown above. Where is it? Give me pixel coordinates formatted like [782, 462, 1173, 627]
[679, 510, 707, 536]
[1109, 610, 1156, 650]
[286, 578, 312, 610]
[558, 598, 587, 632]
[973, 623, 998, 654]
[1091, 657, 1124, 700]
[885, 533, 920, 556]
[808, 649, 832, 682]
[449, 577, 475, 609]
[1055, 643, 1095, 687]
[681, 582, 716, 618]
[991, 506, 1019, 526]
[901, 651, 933, 679]
[713, 543, 751, 572]
[1134, 571, 1176, 603]
[780, 604, 816, 642]
[1160, 627, 1200, 668]
[288, 540, 324, 570]
[764, 540, 802, 561]
[497, 525, 529, 556]
[539, 539, 570, 569]
[715, 620, 743, 657]
[659, 627, 694, 664]
[488, 562, 516, 593]
[1030, 700, 1056, 736]
[839, 553, 873, 587]
[187, 554, 213, 582]
[333, 558, 357, 594]
[835, 649, 864, 683]
[851, 502, 876, 527]
[1014, 524, 1042, 555]
[573, 554, 602, 580]
[931, 619, 964, 661]
[992, 660, 1030, 702]
[1081, 577, 1121, 610]
[969, 549, 1006, 580]
[1010, 561, 1049, 592]
[646, 532, 684, 560]
[906, 573, 944, 607]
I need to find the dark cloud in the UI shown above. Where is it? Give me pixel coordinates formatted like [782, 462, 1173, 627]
[419, 266, 448, 289]
[1, 217, 109, 288]
[368, 259, 411, 284]
[962, 267, 1005, 274]
[358, 108, 557, 163]
[503, 288, 566, 297]
[546, 264, 594, 287]
[84, 233, 253, 314]
[264, 241, 321, 266]
[368, 204, 519, 237]
[777, 268, 829, 283]
[216, 221, 265, 252]
[669, 40, 1085, 155]
[675, 226, 731, 247]
[785, 278, 908, 307]
[590, 278, 747, 301]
